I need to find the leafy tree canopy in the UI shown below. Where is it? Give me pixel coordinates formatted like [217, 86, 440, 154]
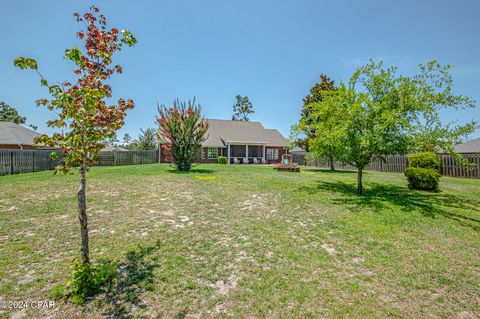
[0, 101, 26, 124]
[131, 128, 158, 150]
[291, 74, 338, 169]
[14, 6, 137, 264]
[232, 95, 254, 121]
[308, 60, 477, 194]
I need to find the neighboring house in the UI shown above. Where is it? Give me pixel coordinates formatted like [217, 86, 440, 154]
[454, 138, 480, 154]
[290, 146, 307, 155]
[0, 122, 41, 149]
[101, 145, 129, 152]
[160, 119, 288, 164]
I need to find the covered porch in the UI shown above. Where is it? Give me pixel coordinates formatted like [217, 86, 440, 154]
[227, 143, 266, 164]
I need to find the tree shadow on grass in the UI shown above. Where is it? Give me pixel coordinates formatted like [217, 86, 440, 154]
[302, 168, 356, 174]
[167, 168, 216, 174]
[94, 241, 161, 318]
[298, 181, 480, 231]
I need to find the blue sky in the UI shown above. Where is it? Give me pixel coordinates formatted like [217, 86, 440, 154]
[1, 0, 479, 140]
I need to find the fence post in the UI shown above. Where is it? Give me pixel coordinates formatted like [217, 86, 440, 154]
[10, 151, 14, 175]
[32, 151, 35, 172]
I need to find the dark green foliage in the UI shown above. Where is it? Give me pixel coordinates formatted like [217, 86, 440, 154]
[408, 152, 441, 171]
[232, 95, 254, 121]
[0, 101, 26, 124]
[132, 128, 158, 150]
[217, 156, 227, 164]
[294, 74, 336, 151]
[405, 151, 442, 190]
[405, 167, 440, 191]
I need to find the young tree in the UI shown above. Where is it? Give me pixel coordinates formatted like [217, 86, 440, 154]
[309, 60, 476, 195]
[132, 128, 158, 150]
[157, 98, 209, 171]
[0, 101, 26, 124]
[232, 95, 254, 121]
[14, 6, 137, 263]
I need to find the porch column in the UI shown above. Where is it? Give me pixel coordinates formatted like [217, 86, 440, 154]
[263, 145, 265, 162]
[227, 144, 230, 165]
[246, 144, 248, 163]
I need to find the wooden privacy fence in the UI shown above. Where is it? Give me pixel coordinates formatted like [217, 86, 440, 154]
[0, 149, 159, 176]
[303, 153, 480, 179]
[0, 149, 63, 176]
[95, 150, 159, 166]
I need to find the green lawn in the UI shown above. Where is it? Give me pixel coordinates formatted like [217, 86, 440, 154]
[0, 164, 479, 318]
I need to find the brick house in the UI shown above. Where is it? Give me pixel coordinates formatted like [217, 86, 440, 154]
[0, 122, 41, 149]
[160, 119, 288, 164]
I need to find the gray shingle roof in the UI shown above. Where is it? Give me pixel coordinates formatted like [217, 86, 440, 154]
[0, 122, 41, 146]
[290, 146, 306, 153]
[202, 119, 287, 147]
[454, 138, 480, 153]
[101, 145, 129, 152]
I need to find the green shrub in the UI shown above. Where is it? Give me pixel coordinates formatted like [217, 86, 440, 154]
[404, 167, 440, 191]
[217, 156, 227, 164]
[53, 259, 118, 305]
[408, 152, 441, 171]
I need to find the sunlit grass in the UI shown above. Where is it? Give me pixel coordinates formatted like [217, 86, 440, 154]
[1, 164, 479, 318]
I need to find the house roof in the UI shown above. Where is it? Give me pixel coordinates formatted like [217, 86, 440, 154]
[101, 145, 129, 152]
[0, 122, 41, 146]
[290, 146, 307, 153]
[454, 138, 480, 153]
[201, 119, 287, 147]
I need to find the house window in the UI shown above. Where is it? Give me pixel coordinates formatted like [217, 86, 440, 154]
[201, 148, 205, 159]
[266, 148, 278, 160]
[208, 147, 218, 159]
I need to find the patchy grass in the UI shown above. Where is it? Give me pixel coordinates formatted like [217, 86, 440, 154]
[0, 164, 479, 318]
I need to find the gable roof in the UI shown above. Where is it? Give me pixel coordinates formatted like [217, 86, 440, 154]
[290, 146, 307, 153]
[202, 119, 287, 147]
[0, 122, 41, 146]
[454, 138, 480, 153]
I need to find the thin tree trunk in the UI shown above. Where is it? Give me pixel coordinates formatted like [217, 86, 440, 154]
[329, 156, 335, 171]
[78, 163, 90, 264]
[357, 167, 363, 195]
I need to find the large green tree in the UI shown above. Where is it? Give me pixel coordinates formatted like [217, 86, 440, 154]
[309, 60, 476, 195]
[15, 6, 137, 263]
[0, 101, 26, 124]
[292, 74, 337, 169]
[232, 95, 254, 121]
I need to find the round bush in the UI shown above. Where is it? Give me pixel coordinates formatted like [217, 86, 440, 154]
[217, 156, 227, 164]
[404, 167, 440, 191]
[408, 152, 441, 171]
